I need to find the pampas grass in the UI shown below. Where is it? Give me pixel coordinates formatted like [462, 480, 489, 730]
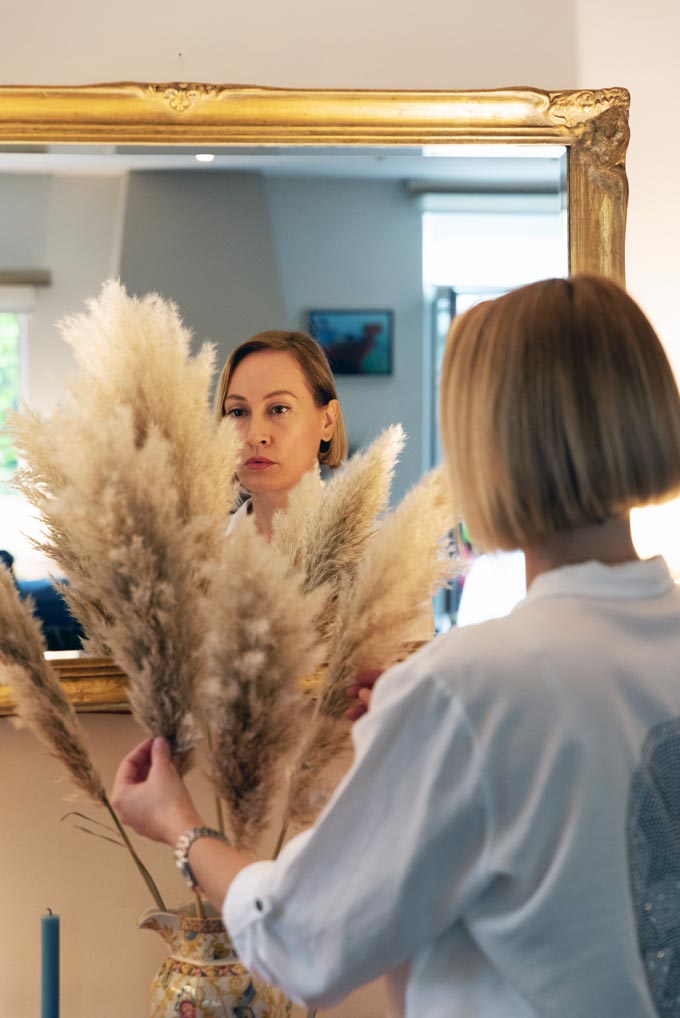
[0, 564, 166, 909]
[50, 280, 236, 527]
[272, 424, 405, 641]
[11, 280, 240, 637]
[46, 411, 207, 772]
[285, 466, 458, 827]
[9, 406, 114, 654]
[201, 519, 326, 850]
[4, 278, 458, 905]
[0, 564, 105, 803]
[9, 281, 241, 772]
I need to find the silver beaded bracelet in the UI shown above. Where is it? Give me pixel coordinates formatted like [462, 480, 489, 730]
[174, 826, 229, 890]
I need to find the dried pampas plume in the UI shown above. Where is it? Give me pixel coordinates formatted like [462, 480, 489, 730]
[285, 466, 458, 827]
[48, 412, 206, 771]
[272, 424, 405, 641]
[0, 565, 105, 804]
[9, 281, 241, 771]
[9, 406, 113, 652]
[54, 280, 238, 529]
[202, 519, 326, 850]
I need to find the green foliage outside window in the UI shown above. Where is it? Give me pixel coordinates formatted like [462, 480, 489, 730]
[0, 312, 20, 485]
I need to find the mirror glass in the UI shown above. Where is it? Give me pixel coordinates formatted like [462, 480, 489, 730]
[0, 82, 630, 709]
[0, 142, 567, 575]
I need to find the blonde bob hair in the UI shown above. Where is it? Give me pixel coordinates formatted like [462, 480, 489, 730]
[215, 330, 348, 469]
[440, 274, 680, 550]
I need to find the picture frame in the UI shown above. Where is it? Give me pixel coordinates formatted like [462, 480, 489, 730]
[308, 309, 394, 375]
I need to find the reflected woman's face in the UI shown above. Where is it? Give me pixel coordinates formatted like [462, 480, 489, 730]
[224, 349, 337, 499]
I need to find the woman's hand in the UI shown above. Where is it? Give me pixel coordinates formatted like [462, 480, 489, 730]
[345, 669, 384, 722]
[110, 736, 204, 846]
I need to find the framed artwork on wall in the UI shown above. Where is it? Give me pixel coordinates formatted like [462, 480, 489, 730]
[308, 309, 393, 375]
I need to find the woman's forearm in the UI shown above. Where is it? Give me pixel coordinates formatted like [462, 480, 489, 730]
[184, 835, 257, 913]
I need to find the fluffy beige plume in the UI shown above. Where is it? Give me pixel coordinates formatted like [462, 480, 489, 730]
[281, 714, 348, 830]
[285, 466, 458, 828]
[272, 424, 405, 641]
[10, 407, 116, 655]
[270, 464, 324, 565]
[0, 565, 105, 803]
[9, 283, 241, 770]
[12, 282, 240, 518]
[56, 281, 239, 528]
[201, 518, 326, 850]
[45, 409, 209, 772]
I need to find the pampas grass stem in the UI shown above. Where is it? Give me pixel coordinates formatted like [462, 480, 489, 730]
[103, 794, 167, 911]
[193, 890, 206, 920]
[0, 565, 166, 909]
[271, 822, 288, 861]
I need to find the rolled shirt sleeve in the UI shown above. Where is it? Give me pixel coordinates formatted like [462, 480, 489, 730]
[222, 655, 491, 1010]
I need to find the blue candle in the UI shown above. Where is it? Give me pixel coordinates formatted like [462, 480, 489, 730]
[41, 909, 60, 1018]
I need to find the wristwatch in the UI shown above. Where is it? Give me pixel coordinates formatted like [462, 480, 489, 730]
[174, 826, 229, 890]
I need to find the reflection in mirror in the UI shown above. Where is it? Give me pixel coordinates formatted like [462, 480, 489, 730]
[0, 84, 630, 710]
[0, 144, 566, 587]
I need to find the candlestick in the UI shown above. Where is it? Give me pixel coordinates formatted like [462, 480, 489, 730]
[41, 909, 60, 1018]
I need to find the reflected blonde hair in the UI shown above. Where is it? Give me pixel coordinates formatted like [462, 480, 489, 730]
[215, 330, 348, 468]
[440, 274, 680, 550]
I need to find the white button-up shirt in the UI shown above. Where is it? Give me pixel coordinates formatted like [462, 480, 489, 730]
[224, 556, 680, 1017]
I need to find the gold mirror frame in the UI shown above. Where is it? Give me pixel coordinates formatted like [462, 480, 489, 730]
[0, 81, 630, 715]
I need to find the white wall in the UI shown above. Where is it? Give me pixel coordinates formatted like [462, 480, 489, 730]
[120, 171, 286, 358]
[1, 1, 679, 1015]
[0, 174, 125, 413]
[574, 0, 680, 558]
[574, 0, 680, 363]
[3, 0, 579, 88]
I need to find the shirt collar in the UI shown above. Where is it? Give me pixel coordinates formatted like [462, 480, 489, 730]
[521, 556, 675, 606]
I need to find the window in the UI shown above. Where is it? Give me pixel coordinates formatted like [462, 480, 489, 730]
[424, 206, 568, 469]
[0, 311, 21, 487]
[423, 201, 567, 629]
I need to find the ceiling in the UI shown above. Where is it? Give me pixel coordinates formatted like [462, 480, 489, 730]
[0, 143, 566, 190]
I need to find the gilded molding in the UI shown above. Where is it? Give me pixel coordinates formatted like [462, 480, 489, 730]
[0, 659, 129, 717]
[0, 82, 629, 145]
[144, 82, 224, 113]
[548, 87, 630, 170]
[0, 81, 630, 711]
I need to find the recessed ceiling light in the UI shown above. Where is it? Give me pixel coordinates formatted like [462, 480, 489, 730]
[195, 153, 215, 163]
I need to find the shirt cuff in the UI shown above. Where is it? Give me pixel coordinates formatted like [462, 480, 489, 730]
[223, 858, 279, 937]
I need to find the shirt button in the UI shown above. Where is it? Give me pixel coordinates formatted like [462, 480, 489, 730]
[255, 899, 264, 912]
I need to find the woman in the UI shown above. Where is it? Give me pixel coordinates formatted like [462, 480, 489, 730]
[112, 275, 680, 1017]
[216, 329, 348, 540]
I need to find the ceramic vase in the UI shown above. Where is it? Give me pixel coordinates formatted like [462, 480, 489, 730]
[140, 906, 292, 1018]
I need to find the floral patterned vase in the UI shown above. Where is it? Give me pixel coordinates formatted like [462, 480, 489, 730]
[139, 907, 292, 1018]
